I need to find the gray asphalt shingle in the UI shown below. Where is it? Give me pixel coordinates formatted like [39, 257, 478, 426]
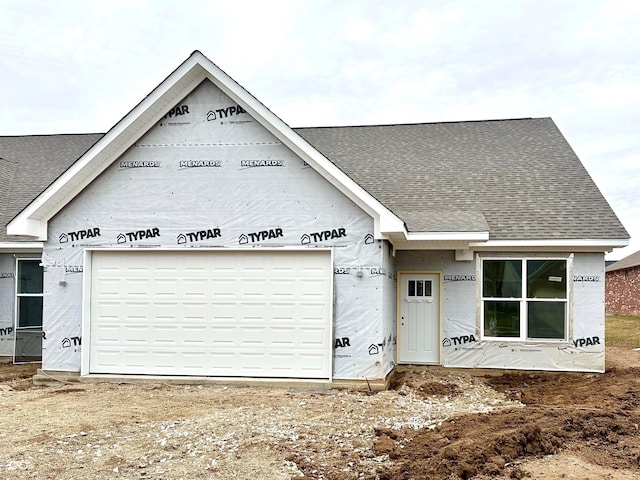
[297, 118, 629, 240]
[0, 134, 102, 242]
[605, 249, 640, 272]
[0, 118, 629, 243]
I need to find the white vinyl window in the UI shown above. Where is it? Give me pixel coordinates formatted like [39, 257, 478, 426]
[481, 258, 568, 341]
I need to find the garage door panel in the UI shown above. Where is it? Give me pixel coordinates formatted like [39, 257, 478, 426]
[210, 278, 238, 296]
[153, 325, 179, 344]
[91, 347, 331, 377]
[183, 326, 208, 343]
[298, 327, 329, 345]
[300, 279, 329, 297]
[89, 250, 332, 379]
[122, 350, 146, 368]
[124, 325, 151, 344]
[240, 327, 266, 344]
[299, 303, 328, 321]
[93, 324, 119, 344]
[211, 327, 236, 345]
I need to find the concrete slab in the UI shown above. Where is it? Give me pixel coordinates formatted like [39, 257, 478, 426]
[33, 370, 392, 391]
[33, 369, 80, 386]
[79, 374, 333, 391]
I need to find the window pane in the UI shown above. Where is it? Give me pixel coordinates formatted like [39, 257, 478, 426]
[18, 297, 43, 328]
[18, 260, 43, 294]
[424, 280, 432, 296]
[408, 280, 415, 297]
[483, 260, 522, 298]
[528, 301, 565, 339]
[484, 300, 520, 337]
[527, 260, 566, 299]
[417, 281, 423, 296]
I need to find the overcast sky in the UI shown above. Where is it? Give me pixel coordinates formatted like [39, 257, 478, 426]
[1, 0, 638, 260]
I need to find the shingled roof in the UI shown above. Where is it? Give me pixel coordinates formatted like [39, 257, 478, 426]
[297, 118, 629, 241]
[0, 118, 629, 244]
[0, 134, 102, 242]
[606, 249, 640, 272]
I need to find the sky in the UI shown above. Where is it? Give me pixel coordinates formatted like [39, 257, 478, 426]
[1, 0, 638, 260]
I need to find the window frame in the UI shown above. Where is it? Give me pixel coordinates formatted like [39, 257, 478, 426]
[13, 258, 44, 363]
[407, 279, 433, 298]
[15, 258, 44, 329]
[480, 256, 569, 342]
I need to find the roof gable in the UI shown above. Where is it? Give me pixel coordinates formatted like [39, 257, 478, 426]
[6, 51, 405, 241]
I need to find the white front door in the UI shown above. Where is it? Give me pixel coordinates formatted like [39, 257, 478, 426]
[398, 273, 440, 364]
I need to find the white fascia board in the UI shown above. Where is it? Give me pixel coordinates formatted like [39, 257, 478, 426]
[0, 242, 43, 252]
[194, 53, 405, 238]
[385, 229, 487, 251]
[469, 238, 630, 252]
[391, 240, 479, 251]
[406, 231, 490, 242]
[8, 54, 210, 238]
[386, 229, 489, 250]
[387, 234, 627, 252]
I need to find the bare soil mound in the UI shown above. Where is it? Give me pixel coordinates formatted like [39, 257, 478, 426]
[376, 360, 640, 480]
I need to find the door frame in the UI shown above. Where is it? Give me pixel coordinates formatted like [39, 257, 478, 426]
[396, 271, 443, 365]
[13, 257, 44, 363]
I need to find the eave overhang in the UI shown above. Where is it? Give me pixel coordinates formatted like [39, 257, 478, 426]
[387, 230, 490, 251]
[469, 238, 630, 253]
[386, 234, 628, 253]
[0, 242, 44, 253]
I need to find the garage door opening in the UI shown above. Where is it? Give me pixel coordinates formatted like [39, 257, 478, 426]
[82, 249, 333, 380]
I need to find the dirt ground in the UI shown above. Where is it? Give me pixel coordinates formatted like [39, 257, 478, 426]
[0, 347, 639, 480]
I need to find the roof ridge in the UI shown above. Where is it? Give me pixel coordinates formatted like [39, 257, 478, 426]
[294, 117, 543, 131]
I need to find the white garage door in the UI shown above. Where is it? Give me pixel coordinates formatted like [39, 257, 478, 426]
[88, 249, 332, 379]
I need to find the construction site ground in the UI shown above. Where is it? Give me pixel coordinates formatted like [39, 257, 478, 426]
[0, 344, 638, 479]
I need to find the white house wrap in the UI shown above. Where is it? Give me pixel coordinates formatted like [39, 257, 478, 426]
[0, 51, 629, 383]
[0, 254, 16, 356]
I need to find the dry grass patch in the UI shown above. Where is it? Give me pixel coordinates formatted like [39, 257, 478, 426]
[606, 315, 640, 348]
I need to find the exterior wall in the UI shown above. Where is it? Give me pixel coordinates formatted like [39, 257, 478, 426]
[571, 252, 606, 370]
[41, 80, 388, 380]
[331, 243, 395, 380]
[395, 250, 606, 372]
[396, 250, 476, 366]
[381, 241, 397, 377]
[0, 254, 16, 355]
[606, 266, 640, 316]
